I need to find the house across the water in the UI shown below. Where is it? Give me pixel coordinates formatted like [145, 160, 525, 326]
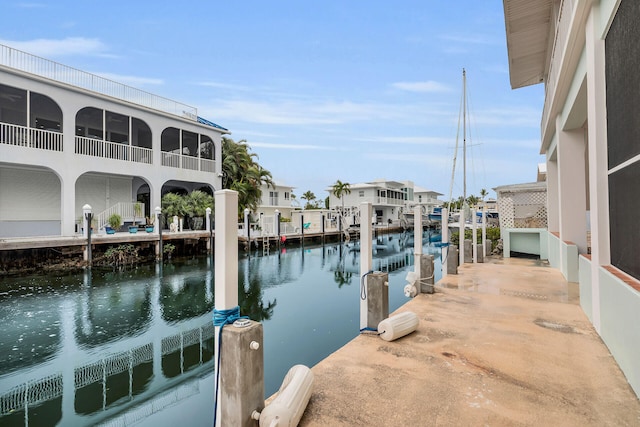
[0, 43, 227, 238]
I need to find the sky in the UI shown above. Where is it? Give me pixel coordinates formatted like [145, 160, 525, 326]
[1, 1, 545, 202]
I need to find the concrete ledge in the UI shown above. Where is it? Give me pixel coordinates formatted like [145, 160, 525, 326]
[299, 258, 640, 426]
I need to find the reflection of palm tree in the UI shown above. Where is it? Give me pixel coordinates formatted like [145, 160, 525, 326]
[239, 270, 277, 321]
[334, 270, 353, 288]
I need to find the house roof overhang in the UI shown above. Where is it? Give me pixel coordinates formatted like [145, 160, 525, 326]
[503, 0, 554, 89]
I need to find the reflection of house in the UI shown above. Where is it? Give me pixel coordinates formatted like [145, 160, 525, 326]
[0, 267, 215, 426]
[0, 43, 227, 238]
[503, 0, 640, 397]
[326, 179, 442, 225]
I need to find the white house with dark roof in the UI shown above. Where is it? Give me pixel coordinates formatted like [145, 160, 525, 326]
[503, 0, 640, 397]
[0, 43, 227, 238]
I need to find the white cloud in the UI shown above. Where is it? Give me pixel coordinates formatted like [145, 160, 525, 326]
[249, 142, 342, 151]
[0, 37, 111, 57]
[391, 81, 451, 93]
[206, 97, 451, 126]
[355, 136, 452, 146]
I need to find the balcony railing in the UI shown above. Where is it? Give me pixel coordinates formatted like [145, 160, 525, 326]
[74, 137, 153, 164]
[0, 43, 197, 120]
[0, 122, 63, 151]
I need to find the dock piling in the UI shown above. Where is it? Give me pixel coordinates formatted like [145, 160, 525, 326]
[214, 190, 264, 427]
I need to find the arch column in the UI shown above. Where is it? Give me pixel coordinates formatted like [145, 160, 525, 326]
[556, 120, 588, 254]
[585, 4, 610, 332]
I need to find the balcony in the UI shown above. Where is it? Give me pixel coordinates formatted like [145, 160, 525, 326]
[0, 122, 63, 151]
[0, 43, 197, 120]
[1, 122, 216, 173]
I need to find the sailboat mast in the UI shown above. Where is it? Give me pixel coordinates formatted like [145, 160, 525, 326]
[462, 68, 467, 202]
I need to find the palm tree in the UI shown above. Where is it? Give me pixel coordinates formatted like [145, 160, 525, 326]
[480, 188, 488, 201]
[331, 180, 351, 215]
[221, 136, 274, 216]
[332, 180, 351, 239]
[301, 190, 316, 209]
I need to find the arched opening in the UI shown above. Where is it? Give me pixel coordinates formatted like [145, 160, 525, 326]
[30, 92, 62, 132]
[76, 107, 103, 139]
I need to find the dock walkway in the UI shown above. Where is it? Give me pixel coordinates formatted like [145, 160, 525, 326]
[299, 257, 640, 426]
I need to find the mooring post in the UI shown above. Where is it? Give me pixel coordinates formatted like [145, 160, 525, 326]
[442, 207, 449, 278]
[360, 202, 373, 330]
[275, 210, 280, 248]
[82, 204, 92, 265]
[472, 208, 478, 263]
[155, 206, 162, 260]
[214, 190, 264, 427]
[413, 205, 423, 295]
[419, 254, 435, 293]
[206, 207, 212, 252]
[459, 206, 465, 265]
[482, 208, 488, 261]
[244, 207, 251, 242]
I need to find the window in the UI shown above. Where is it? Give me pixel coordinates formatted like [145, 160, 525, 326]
[284, 192, 290, 200]
[106, 111, 129, 143]
[269, 191, 279, 206]
[199, 135, 214, 160]
[359, 191, 365, 197]
[0, 84, 27, 126]
[76, 107, 103, 139]
[161, 127, 180, 153]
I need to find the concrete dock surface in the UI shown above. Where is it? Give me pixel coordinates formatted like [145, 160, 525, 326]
[298, 257, 640, 426]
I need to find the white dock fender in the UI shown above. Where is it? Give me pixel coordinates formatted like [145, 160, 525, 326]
[259, 364, 314, 427]
[377, 311, 419, 342]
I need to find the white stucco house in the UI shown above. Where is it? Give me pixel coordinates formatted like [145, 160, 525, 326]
[0, 44, 227, 238]
[326, 179, 442, 225]
[254, 180, 296, 219]
[503, 0, 640, 397]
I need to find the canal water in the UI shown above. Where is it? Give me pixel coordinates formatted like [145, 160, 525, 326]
[0, 231, 442, 426]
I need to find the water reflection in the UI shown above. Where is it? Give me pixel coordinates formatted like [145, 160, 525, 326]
[0, 231, 441, 426]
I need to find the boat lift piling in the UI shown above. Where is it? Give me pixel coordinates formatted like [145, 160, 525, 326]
[214, 190, 264, 427]
[360, 202, 389, 331]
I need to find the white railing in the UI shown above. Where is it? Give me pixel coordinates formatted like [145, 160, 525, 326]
[75, 137, 154, 165]
[131, 145, 153, 164]
[542, 0, 575, 133]
[162, 152, 181, 168]
[0, 43, 197, 120]
[200, 158, 216, 173]
[95, 202, 146, 230]
[182, 156, 199, 171]
[0, 122, 63, 151]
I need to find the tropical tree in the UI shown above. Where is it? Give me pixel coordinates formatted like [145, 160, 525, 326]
[221, 136, 274, 216]
[290, 192, 300, 207]
[301, 191, 316, 209]
[480, 188, 489, 201]
[467, 194, 480, 207]
[331, 180, 351, 214]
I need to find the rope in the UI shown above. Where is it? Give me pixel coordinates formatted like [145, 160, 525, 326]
[359, 326, 383, 335]
[360, 270, 374, 301]
[212, 306, 248, 427]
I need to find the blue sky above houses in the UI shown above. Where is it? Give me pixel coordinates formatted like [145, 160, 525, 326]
[2, 1, 545, 201]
